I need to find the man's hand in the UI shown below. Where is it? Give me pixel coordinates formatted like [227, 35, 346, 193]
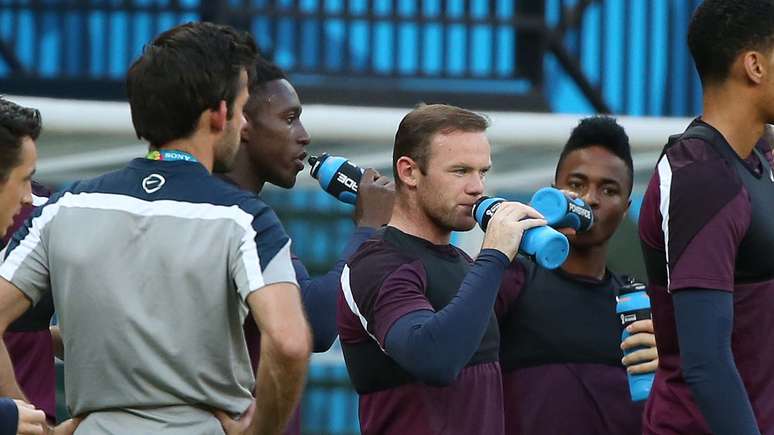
[553, 189, 578, 237]
[15, 400, 46, 435]
[621, 319, 659, 374]
[354, 168, 395, 229]
[214, 401, 256, 435]
[481, 202, 547, 261]
[46, 417, 82, 435]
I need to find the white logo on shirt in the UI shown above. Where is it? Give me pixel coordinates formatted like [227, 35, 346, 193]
[142, 174, 166, 194]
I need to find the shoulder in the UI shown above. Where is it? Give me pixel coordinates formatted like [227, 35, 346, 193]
[347, 233, 425, 291]
[658, 133, 745, 221]
[349, 235, 419, 276]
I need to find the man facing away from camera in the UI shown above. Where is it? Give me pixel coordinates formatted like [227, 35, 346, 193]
[0, 22, 310, 435]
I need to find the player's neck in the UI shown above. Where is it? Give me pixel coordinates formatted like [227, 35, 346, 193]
[702, 87, 765, 159]
[389, 197, 451, 245]
[561, 243, 608, 280]
[226, 146, 266, 194]
[156, 136, 214, 173]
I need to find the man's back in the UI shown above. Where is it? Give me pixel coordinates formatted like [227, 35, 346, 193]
[1, 157, 297, 433]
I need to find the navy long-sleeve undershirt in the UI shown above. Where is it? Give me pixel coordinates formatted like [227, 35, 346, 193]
[383, 249, 510, 386]
[296, 227, 375, 352]
[673, 289, 760, 435]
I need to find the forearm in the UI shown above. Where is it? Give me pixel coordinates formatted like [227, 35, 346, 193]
[0, 342, 24, 400]
[298, 275, 338, 352]
[0, 280, 34, 400]
[674, 289, 759, 435]
[250, 337, 309, 435]
[385, 250, 509, 385]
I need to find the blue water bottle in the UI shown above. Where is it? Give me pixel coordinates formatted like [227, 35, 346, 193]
[530, 187, 594, 232]
[616, 280, 655, 402]
[308, 153, 365, 204]
[473, 196, 569, 269]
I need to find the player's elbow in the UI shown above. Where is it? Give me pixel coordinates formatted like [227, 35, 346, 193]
[267, 323, 312, 365]
[682, 348, 728, 388]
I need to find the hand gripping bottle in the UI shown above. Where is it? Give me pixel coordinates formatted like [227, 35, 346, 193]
[308, 153, 365, 204]
[529, 187, 594, 232]
[616, 280, 655, 402]
[473, 197, 569, 269]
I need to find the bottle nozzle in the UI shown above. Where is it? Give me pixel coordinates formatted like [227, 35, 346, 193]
[308, 153, 329, 178]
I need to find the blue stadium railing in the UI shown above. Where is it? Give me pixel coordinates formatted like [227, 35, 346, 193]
[1, 0, 703, 116]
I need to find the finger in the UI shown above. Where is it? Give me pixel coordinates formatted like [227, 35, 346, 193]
[240, 400, 257, 425]
[626, 358, 659, 374]
[213, 409, 236, 427]
[21, 408, 47, 424]
[17, 420, 45, 435]
[54, 418, 82, 435]
[559, 189, 578, 199]
[373, 176, 392, 187]
[620, 333, 656, 350]
[557, 227, 577, 237]
[515, 218, 548, 232]
[622, 347, 658, 366]
[360, 168, 378, 185]
[510, 203, 544, 220]
[494, 202, 544, 221]
[626, 319, 654, 334]
[366, 168, 382, 178]
[15, 400, 35, 409]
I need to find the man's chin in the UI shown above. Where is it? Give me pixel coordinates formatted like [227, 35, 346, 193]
[568, 231, 606, 249]
[273, 174, 298, 189]
[452, 217, 477, 232]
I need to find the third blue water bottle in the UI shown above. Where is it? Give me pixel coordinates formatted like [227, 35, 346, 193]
[616, 280, 655, 402]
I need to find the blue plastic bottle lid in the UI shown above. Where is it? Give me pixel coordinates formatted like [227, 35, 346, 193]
[530, 187, 568, 227]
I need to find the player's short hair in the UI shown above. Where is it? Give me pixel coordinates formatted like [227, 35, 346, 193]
[126, 22, 258, 147]
[688, 0, 774, 86]
[0, 97, 41, 182]
[393, 104, 489, 189]
[556, 116, 633, 195]
[245, 57, 289, 116]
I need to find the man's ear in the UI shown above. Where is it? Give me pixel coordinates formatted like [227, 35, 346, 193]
[742, 50, 766, 85]
[395, 156, 420, 188]
[210, 100, 228, 132]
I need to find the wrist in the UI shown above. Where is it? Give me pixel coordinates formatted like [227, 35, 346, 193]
[477, 249, 512, 267]
[480, 241, 516, 262]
